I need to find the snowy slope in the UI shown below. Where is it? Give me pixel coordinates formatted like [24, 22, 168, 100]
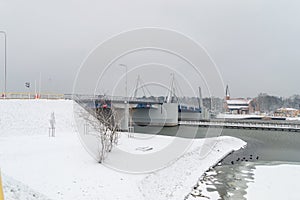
[0, 99, 246, 200]
[0, 99, 74, 136]
[2, 174, 51, 200]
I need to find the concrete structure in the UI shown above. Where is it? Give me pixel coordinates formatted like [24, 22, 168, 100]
[132, 102, 178, 127]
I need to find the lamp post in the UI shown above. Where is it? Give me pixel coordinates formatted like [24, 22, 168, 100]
[0, 31, 7, 98]
[119, 64, 129, 133]
[119, 64, 128, 101]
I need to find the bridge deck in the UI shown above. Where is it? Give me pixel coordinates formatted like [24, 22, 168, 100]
[74, 95, 164, 105]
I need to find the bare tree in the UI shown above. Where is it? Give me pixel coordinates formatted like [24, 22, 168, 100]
[77, 99, 121, 163]
[95, 105, 120, 161]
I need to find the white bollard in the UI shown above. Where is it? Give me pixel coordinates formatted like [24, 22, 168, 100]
[49, 112, 56, 137]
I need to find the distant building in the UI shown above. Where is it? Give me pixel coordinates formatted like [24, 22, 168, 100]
[274, 108, 300, 117]
[224, 85, 253, 114]
[225, 98, 253, 114]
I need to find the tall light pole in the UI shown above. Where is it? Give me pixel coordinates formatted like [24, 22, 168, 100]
[119, 64, 128, 100]
[119, 64, 129, 132]
[0, 31, 7, 98]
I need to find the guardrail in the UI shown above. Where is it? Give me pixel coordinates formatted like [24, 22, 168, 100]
[179, 120, 300, 132]
[0, 92, 64, 99]
[72, 94, 163, 104]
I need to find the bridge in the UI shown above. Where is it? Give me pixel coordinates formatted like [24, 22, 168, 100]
[72, 94, 164, 105]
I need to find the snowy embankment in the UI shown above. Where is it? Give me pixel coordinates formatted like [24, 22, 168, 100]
[0, 99, 245, 200]
[2, 174, 51, 200]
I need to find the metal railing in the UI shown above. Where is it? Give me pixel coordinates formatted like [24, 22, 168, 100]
[0, 92, 64, 99]
[179, 120, 300, 131]
[72, 94, 163, 104]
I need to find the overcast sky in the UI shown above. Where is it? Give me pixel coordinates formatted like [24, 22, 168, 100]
[0, 0, 299, 98]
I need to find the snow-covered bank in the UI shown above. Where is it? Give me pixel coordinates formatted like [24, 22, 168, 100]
[139, 136, 244, 200]
[0, 99, 245, 200]
[2, 174, 51, 200]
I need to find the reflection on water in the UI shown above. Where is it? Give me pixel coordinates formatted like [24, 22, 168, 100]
[213, 164, 255, 199]
[188, 161, 300, 200]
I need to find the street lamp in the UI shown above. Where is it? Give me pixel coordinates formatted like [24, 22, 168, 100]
[119, 63, 130, 133]
[119, 64, 128, 101]
[0, 31, 7, 98]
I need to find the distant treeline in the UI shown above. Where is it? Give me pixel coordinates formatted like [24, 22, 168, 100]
[179, 94, 300, 114]
[138, 94, 300, 113]
[251, 93, 300, 113]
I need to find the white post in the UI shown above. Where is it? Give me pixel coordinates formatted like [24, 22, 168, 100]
[124, 103, 129, 134]
[49, 112, 56, 137]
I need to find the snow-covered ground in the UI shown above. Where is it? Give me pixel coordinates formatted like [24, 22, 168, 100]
[2, 174, 51, 200]
[217, 113, 300, 121]
[0, 99, 245, 200]
[246, 163, 300, 200]
[216, 113, 264, 119]
[286, 117, 300, 121]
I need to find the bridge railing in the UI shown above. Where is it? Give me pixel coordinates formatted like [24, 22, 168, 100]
[0, 92, 64, 99]
[72, 94, 163, 104]
[179, 120, 300, 130]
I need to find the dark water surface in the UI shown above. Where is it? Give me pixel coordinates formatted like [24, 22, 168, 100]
[134, 125, 300, 199]
[134, 125, 300, 162]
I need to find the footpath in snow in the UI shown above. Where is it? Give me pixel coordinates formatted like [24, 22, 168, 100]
[0, 99, 246, 200]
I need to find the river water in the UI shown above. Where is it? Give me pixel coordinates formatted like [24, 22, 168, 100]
[134, 125, 300, 199]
